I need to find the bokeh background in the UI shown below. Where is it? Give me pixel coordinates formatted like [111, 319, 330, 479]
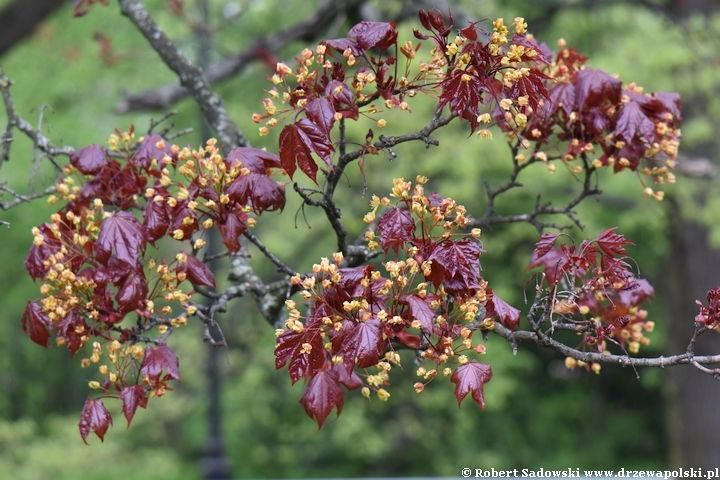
[1, 0, 720, 478]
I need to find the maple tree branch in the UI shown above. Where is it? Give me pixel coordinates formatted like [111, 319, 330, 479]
[294, 183, 349, 254]
[470, 145, 600, 232]
[0, 183, 57, 211]
[117, 0, 246, 150]
[0, 68, 73, 168]
[115, 0, 364, 113]
[242, 229, 298, 277]
[491, 320, 720, 370]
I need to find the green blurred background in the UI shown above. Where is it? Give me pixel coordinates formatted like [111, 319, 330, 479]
[1, 0, 720, 478]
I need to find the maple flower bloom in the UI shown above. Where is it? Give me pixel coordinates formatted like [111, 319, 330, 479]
[377, 389, 390, 401]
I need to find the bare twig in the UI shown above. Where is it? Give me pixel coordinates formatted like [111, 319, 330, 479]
[115, 0, 364, 113]
[118, 0, 246, 150]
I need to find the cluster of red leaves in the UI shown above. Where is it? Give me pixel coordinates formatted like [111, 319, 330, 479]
[275, 177, 519, 428]
[528, 228, 655, 359]
[21, 131, 285, 442]
[509, 44, 681, 191]
[695, 287, 720, 328]
[255, 10, 680, 198]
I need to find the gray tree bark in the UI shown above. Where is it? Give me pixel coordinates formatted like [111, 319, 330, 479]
[0, 0, 69, 57]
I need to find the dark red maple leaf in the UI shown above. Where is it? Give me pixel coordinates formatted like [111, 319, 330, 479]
[25, 222, 76, 280]
[305, 97, 336, 137]
[116, 271, 148, 316]
[225, 173, 286, 214]
[614, 99, 656, 142]
[279, 119, 335, 182]
[178, 254, 216, 288]
[56, 309, 88, 356]
[376, 207, 415, 253]
[299, 369, 345, 429]
[21, 301, 51, 347]
[322, 38, 363, 57]
[143, 197, 170, 244]
[217, 210, 247, 253]
[324, 80, 359, 121]
[347, 21, 398, 51]
[340, 318, 384, 369]
[399, 294, 435, 331]
[225, 147, 281, 174]
[533, 232, 560, 259]
[134, 134, 174, 171]
[575, 68, 621, 111]
[485, 289, 521, 331]
[594, 228, 633, 257]
[546, 82, 576, 118]
[653, 91, 682, 121]
[426, 239, 482, 293]
[438, 69, 484, 128]
[69, 144, 108, 175]
[331, 361, 362, 390]
[275, 328, 327, 384]
[140, 344, 180, 383]
[450, 360, 492, 409]
[507, 69, 550, 112]
[119, 385, 148, 427]
[527, 247, 568, 285]
[618, 278, 655, 308]
[78, 398, 112, 444]
[94, 211, 146, 266]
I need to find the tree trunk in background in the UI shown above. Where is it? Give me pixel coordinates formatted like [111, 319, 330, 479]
[662, 0, 720, 468]
[0, 0, 69, 57]
[665, 199, 720, 468]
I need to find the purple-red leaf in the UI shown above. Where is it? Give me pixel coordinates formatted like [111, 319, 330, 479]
[218, 210, 247, 253]
[376, 207, 415, 253]
[94, 211, 146, 266]
[78, 398, 112, 444]
[180, 254, 216, 288]
[56, 309, 87, 356]
[140, 344, 180, 383]
[305, 97, 336, 137]
[615, 99, 656, 142]
[595, 228, 633, 257]
[299, 370, 345, 429]
[485, 289, 521, 331]
[143, 197, 170, 243]
[116, 272, 148, 316]
[322, 38, 362, 57]
[575, 68, 621, 111]
[21, 301, 51, 347]
[618, 278, 655, 308]
[450, 360, 492, 409]
[275, 328, 327, 384]
[225, 173, 286, 214]
[225, 147, 281, 174]
[399, 294, 435, 331]
[340, 318, 384, 369]
[348, 21, 398, 51]
[426, 239, 482, 294]
[279, 119, 335, 182]
[331, 361, 362, 390]
[533, 232, 560, 259]
[134, 134, 174, 171]
[438, 69, 484, 126]
[69, 144, 108, 175]
[119, 385, 148, 427]
[527, 248, 568, 285]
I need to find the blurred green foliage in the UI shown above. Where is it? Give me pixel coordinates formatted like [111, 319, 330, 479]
[2, 0, 716, 477]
